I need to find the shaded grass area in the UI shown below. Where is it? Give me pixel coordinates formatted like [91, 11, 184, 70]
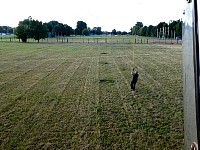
[0, 42, 183, 149]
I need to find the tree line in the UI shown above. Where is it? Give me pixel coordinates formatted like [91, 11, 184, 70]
[131, 20, 182, 39]
[1, 17, 182, 42]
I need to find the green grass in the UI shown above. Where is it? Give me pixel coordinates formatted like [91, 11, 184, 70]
[0, 42, 183, 149]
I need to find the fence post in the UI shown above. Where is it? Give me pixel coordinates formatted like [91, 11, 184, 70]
[88, 38, 89, 43]
[141, 39, 142, 44]
[147, 39, 148, 44]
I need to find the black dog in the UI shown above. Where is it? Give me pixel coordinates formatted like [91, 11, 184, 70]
[130, 67, 139, 91]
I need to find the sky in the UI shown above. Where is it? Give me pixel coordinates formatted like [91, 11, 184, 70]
[0, 0, 185, 32]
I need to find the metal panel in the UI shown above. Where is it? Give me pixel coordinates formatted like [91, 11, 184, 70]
[183, 0, 198, 149]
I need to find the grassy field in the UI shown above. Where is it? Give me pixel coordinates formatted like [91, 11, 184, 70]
[0, 42, 183, 149]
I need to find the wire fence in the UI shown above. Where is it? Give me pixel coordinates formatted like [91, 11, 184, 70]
[0, 36, 182, 44]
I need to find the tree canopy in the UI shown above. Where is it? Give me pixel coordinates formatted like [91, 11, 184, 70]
[75, 21, 87, 35]
[30, 20, 48, 42]
[45, 21, 74, 37]
[15, 19, 30, 42]
[15, 18, 48, 42]
[131, 20, 182, 38]
[15, 17, 75, 42]
[82, 29, 89, 36]
[111, 29, 117, 35]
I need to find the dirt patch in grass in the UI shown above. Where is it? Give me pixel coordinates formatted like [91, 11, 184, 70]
[99, 61, 109, 65]
[100, 52, 108, 54]
[99, 79, 115, 84]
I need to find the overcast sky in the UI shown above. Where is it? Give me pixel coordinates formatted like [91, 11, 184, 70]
[0, 0, 185, 32]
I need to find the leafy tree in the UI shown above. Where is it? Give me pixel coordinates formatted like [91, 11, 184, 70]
[131, 26, 137, 35]
[0, 26, 3, 34]
[45, 21, 74, 37]
[64, 24, 74, 36]
[121, 31, 128, 35]
[132, 22, 143, 35]
[45, 21, 60, 37]
[54, 23, 65, 36]
[112, 29, 117, 35]
[76, 21, 87, 35]
[91, 27, 102, 35]
[150, 26, 157, 37]
[117, 31, 122, 35]
[15, 17, 48, 42]
[102, 31, 109, 35]
[146, 25, 153, 37]
[131, 22, 143, 35]
[82, 29, 89, 36]
[136, 22, 143, 29]
[90, 27, 96, 35]
[157, 22, 168, 29]
[175, 19, 182, 38]
[87, 27, 91, 33]
[30, 20, 48, 42]
[15, 24, 29, 42]
[169, 20, 182, 38]
[138, 26, 147, 36]
[156, 22, 168, 37]
[96, 27, 102, 35]
[75, 28, 81, 35]
[15, 19, 31, 42]
[131, 19, 182, 38]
